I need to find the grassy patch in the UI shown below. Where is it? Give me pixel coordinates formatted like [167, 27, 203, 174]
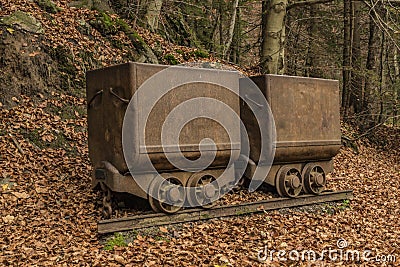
[45, 103, 85, 120]
[338, 199, 351, 210]
[154, 235, 170, 242]
[321, 204, 336, 215]
[22, 129, 78, 155]
[104, 233, 128, 250]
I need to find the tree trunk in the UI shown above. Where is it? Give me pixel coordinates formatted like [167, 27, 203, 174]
[350, 0, 362, 114]
[223, 0, 239, 58]
[378, 31, 386, 123]
[260, 0, 287, 74]
[304, 5, 322, 77]
[219, 0, 224, 47]
[145, 0, 163, 31]
[231, 4, 242, 64]
[342, 0, 352, 114]
[393, 48, 399, 125]
[364, 13, 377, 126]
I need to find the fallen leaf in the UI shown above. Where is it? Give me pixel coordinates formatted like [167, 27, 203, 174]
[114, 255, 126, 264]
[159, 226, 168, 233]
[12, 192, 30, 199]
[3, 215, 15, 224]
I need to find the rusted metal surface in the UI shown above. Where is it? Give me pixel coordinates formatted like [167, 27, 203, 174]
[86, 63, 241, 198]
[98, 190, 353, 234]
[241, 74, 341, 165]
[87, 63, 240, 173]
[240, 75, 341, 191]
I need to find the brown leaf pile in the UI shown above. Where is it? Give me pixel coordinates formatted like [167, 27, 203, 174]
[1, 93, 399, 266]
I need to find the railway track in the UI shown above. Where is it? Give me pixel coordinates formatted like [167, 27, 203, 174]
[98, 190, 353, 234]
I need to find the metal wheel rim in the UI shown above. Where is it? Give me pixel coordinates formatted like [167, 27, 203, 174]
[186, 173, 218, 208]
[149, 176, 185, 214]
[302, 164, 326, 195]
[276, 167, 303, 198]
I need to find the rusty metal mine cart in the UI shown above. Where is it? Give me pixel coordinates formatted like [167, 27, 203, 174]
[241, 75, 341, 197]
[86, 62, 241, 215]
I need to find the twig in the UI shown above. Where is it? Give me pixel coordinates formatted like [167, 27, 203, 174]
[287, 0, 335, 10]
[8, 133, 24, 155]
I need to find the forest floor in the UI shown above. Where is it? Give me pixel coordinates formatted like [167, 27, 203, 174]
[0, 94, 399, 267]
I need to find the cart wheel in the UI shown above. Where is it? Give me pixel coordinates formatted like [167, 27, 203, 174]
[186, 173, 219, 209]
[275, 166, 303, 197]
[148, 175, 185, 214]
[302, 164, 326, 195]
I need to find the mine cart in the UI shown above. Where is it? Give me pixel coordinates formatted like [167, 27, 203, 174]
[241, 75, 341, 197]
[86, 63, 240, 215]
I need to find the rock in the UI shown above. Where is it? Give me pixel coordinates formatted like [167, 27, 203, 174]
[69, 0, 113, 12]
[1, 11, 44, 34]
[35, 0, 62, 14]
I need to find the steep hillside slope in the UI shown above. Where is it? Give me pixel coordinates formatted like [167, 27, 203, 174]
[0, 0, 209, 107]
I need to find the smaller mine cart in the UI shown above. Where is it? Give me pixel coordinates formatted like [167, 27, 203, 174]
[241, 75, 341, 197]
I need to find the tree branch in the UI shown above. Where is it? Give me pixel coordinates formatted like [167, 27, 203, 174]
[287, 0, 335, 11]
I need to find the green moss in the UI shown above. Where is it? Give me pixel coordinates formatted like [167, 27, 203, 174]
[35, 0, 62, 14]
[201, 214, 210, 219]
[235, 208, 251, 216]
[164, 54, 178, 65]
[115, 18, 130, 32]
[104, 233, 128, 250]
[91, 12, 118, 35]
[175, 49, 184, 54]
[193, 50, 209, 58]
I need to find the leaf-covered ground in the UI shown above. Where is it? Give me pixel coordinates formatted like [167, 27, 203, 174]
[0, 1, 399, 266]
[1, 95, 399, 266]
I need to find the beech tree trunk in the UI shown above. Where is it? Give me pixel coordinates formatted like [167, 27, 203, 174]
[261, 0, 287, 74]
[223, 0, 239, 58]
[145, 0, 163, 31]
